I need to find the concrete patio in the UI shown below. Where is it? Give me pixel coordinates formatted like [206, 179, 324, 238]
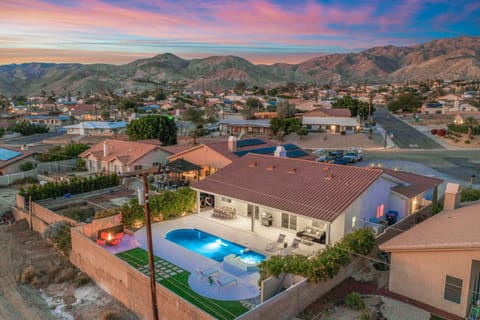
[104, 210, 324, 301]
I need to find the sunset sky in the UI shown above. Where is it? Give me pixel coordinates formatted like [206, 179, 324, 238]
[1, 0, 480, 65]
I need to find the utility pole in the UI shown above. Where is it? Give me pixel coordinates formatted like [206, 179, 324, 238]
[143, 173, 159, 320]
[384, 113, 389, 149]
[368, 92, 374, 139]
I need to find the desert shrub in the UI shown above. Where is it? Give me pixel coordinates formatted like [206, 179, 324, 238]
[43, 221, 73, 255]
[20, 266, 39, 284]
[20, 161, 34, 171]
[73, 272, 90, 288]
[465, 140, 471, 144]
[360, 310, 372, 320]
[344, 292, 365, 310]
[101, 309, 123, 320]
[461, 188, 480, 202]
[340, 130, 346, 135]
[430, 128, 438, 135]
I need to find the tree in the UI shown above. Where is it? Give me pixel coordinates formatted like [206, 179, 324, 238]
[332, 96, 372, 119]
[155, 92, 167, 101]
[234, 81, 246, 93]
[388, 93, 423, 113]
[183, 108, 205, 145]
[126, 115, 177, 145]
[464, 116, 478, 139]
[276, 101, 296, 118]
[296, 127, 309, 140]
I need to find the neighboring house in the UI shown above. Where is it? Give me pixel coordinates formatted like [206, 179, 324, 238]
[64, 121, 127, 136]
[79, 139, 171, 174]
[380, 184, 480, 319]
[167, 137, 313, 182]
[26, 115, 73, 128]
[0, 146, 36, 175]
[302, 108, 360, 134]
[219, 119, 273, 136]
[63, 104, 98, 121]
[192, 153, 442, 244]
[422, 102, 445, 114]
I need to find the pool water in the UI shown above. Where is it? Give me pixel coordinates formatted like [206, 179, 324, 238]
[165, 228, 266, 264]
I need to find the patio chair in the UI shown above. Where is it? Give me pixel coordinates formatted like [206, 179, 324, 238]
[215, 275, 237, 288]
[266, 233, 286, 251]
[281, 238, 301, 255]
[195, 267, 219, 278]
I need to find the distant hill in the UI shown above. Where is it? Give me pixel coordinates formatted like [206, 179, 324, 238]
[1, 36, 479, 95]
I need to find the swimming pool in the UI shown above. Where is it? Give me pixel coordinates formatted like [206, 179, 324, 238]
[165, 228, 266, 265]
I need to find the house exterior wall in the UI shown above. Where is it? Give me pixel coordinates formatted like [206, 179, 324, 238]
[0, 155, 36, 175]
[126, 149, 169, 172]
[169, 145, 232, 172]
[388, 249, 480, 318]
[389, 193, 408, 219]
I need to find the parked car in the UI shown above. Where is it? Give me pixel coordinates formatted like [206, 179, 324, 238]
[343, 152, 360, 163]
[333, 157, 349, 165]
[348, 147, 364, 161]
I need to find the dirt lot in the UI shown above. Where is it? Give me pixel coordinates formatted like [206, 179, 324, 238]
[0, 220, 138, 320]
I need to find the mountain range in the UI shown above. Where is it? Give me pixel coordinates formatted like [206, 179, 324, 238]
[1, 36, 479, 96]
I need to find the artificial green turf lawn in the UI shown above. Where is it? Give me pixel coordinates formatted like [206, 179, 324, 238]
[117, 248, 248, 320]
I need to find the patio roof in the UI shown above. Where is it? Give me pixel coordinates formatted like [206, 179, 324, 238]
[168, 158, 202, 173]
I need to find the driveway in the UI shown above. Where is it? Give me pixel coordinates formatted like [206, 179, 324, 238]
[373, 107, 443, 149]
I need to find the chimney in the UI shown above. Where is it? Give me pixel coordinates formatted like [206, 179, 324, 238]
[103, 141, 109, 157]
[444, 183, 461, 210]
[228, 136, 237, 152]
[274, 145, 286, 157]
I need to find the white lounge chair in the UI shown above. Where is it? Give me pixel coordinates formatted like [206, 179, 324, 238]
[195, 267, 219, 277]
[216, 275, 237, 287]
[266, 233, 286, 251]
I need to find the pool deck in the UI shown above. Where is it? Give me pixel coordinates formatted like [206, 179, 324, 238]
[105, 210, 324, 301]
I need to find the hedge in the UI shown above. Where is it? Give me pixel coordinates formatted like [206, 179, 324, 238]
[258, 228, 376, 283]
[95, 187, 197, 228]
[447, 124, 480, 135]
[18, 174, 120, 201]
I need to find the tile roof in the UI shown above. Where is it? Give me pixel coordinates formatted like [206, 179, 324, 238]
[79, 139, 159, 165]
[381, 169, 443, 198]
[303, 108, 352, 117]
[192, 154, 383, 222]
[380, 202, 480, 251]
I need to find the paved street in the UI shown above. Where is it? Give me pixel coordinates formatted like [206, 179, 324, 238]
[365, 149, 480, 184]
[373, 107, 443, 149]
[0, 130, 66, 146]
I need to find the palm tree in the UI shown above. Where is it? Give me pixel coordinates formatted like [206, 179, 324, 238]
[464, 116, 478, 139]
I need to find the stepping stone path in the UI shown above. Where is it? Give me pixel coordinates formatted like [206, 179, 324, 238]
[138, 260, 183, 281]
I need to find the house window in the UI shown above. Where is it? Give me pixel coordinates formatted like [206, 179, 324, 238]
[221, 197, 231, 203]
[376, 204, 384, 219]
[281, 213, 297, 230]
[134, 165, 142, 170]
[444, 275, 462, 304]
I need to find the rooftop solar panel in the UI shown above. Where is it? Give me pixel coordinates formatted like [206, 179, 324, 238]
[0, 148, 22, 161]
[236, 139, 266, 148]
[286, 150, 308, 158]
[283, 144, 300, 151]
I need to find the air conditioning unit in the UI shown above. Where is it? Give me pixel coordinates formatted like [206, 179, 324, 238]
[370, 224, 384, 235]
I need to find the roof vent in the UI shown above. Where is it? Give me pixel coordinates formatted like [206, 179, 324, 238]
[325, 174, 334, 180]
[266, 165, 275, 171]
[248, 162, 257, 167]
[288, 168, 296, 174]
[322, 167, 329, 172]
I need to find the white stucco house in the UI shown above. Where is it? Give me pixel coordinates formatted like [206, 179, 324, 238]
[192, 154, 443, 245]
[302, 108, 360, 134]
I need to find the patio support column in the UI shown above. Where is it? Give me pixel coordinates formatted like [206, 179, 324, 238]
[326, 223, 331, 245]
[196, 191, 201, 214]
[251, 213, 254, 232]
